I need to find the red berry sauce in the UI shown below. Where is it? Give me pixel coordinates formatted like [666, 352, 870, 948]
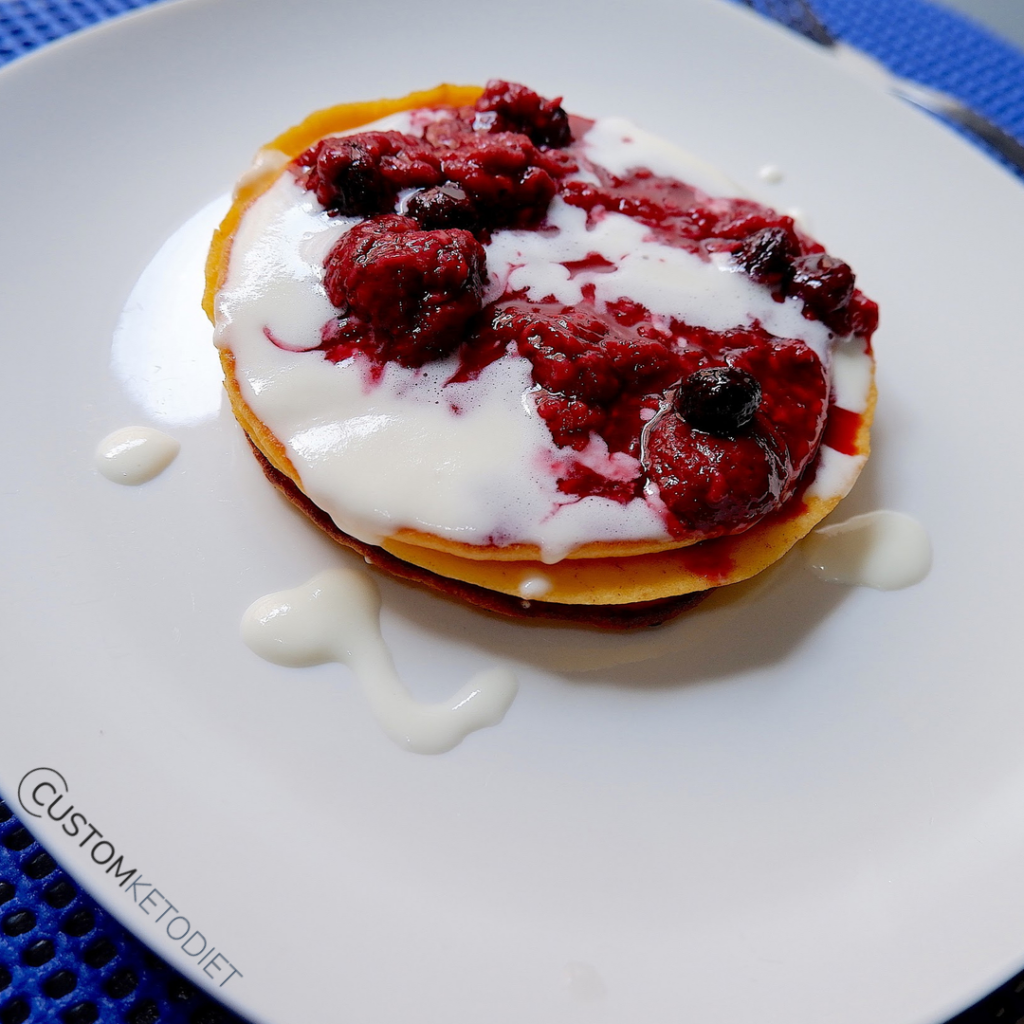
[288, 81, 877, 541]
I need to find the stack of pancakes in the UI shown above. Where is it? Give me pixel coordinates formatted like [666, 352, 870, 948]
[204, 85, 874, 628]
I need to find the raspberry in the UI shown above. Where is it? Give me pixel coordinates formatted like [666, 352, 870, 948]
[297, 88, 574, 232]
[708, 206, 782, 241]
[731, 338, 828, 472]
[535, 394, 608, 449]
[561, 173, 704, 245]
[473, 305, 617, 449]
[646, 416, 787, 533]
[603, 332, 680, 383]
[439, 133, 561, 229]
[299, 131, 441, 216]
[423, 113, 477, 149]
[639, 335, 827, 533]
[322, 215, 487, 366]
[474, 80, 572, 148]
[468, 304, 685, 451]
[482, 305, 622, 404]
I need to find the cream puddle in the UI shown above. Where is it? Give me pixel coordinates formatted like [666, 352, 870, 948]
[241, 567, 518, 753]
[804, 510, 932, 590]
[95, 426, 180, 484]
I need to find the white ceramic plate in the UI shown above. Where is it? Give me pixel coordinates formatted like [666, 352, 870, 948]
[3, 1, 1024, 1021]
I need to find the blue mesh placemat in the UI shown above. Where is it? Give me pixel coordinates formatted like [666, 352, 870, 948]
[1, 797, 248, 1024]
[0, 0, 154, 63]
[815, 0, 1024, 175]
[818, 0, 1024, 155]
[2, 1, 1023, 1023]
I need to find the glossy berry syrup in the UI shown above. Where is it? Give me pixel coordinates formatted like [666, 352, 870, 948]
[291, 81, 877, 539]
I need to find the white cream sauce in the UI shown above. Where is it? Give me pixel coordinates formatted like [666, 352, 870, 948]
[215, 114, 873, 562]
[95, 426, 180, 484]
[830, 336, 874, 413]
[483, 199, 834, 361]
[804, 446, 866, 503]
[803, 511, 932, 590]
[580, 116, 739, 195]
[518, 573, 553, 599]
[241, 567, 518, 753]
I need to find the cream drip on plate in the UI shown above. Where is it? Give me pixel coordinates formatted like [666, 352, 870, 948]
[214, 113, 874, 562]
[803, 511, 932, 590]
[95, 426, 180, 484]
[241, 567, 518, 753]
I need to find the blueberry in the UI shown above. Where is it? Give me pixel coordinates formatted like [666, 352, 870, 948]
[405, 184, 479, 231]
[675, 367, 762, 437]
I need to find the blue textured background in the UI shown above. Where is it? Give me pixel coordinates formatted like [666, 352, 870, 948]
[1, 1, 1023, 1022]
[0, 0, 152, 61]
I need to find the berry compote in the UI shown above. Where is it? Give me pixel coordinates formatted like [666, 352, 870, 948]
[287, 81, 878, 541]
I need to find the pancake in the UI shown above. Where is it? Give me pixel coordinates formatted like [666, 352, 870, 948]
[205, 82, 876, 625]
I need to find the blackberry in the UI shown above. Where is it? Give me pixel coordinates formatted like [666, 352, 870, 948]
[734, 225, 800, 285]
[789, 253, 855, 323]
